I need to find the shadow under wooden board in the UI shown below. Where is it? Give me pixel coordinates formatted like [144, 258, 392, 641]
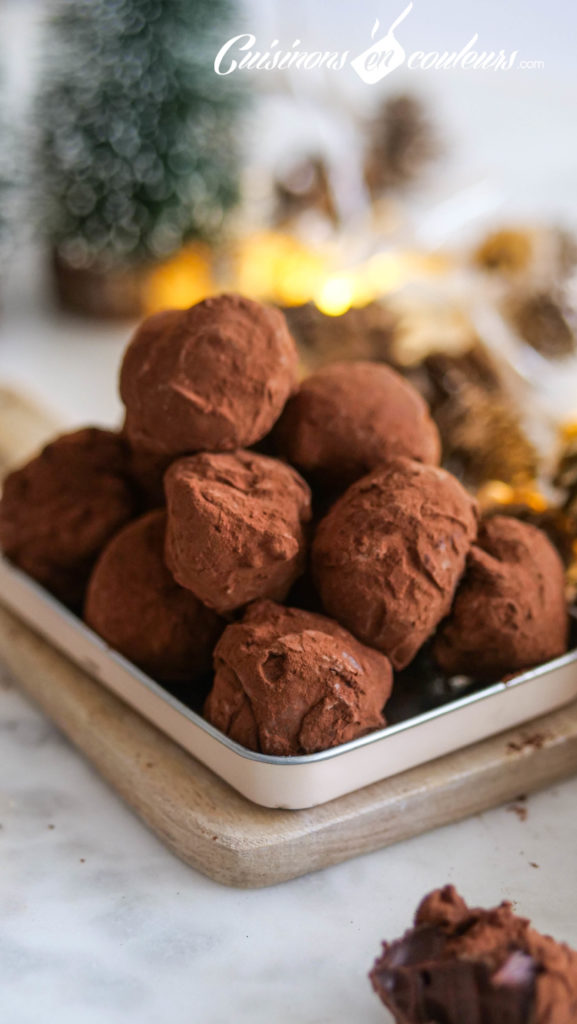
[1, 387, 577, 887]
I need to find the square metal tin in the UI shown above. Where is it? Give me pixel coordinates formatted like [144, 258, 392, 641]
[1, 554, 576, 809]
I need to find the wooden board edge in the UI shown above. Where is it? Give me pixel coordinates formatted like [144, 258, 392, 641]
[3, 603, 577, 887]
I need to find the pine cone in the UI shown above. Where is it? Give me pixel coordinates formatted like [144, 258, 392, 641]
[424, 350, 538, 486]
[509, 291, 576, 359]
[274, 157, 338, 227]
[474, 225, 577, 288]
[364, 94, 440, 198]
[554, 437, 577, 512]
[473, 229, 533, 275]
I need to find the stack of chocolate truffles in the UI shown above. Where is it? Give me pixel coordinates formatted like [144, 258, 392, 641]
[0, 294, 569, 755]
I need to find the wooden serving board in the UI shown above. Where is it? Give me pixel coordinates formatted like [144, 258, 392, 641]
[1, 387, 577, 888]
[3, 606, 577, 887]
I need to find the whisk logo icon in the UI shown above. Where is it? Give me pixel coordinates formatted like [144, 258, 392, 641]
[351, 4, 413, 84]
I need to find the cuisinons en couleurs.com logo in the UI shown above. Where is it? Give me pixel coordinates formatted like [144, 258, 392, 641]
[214, 5, 544, 80]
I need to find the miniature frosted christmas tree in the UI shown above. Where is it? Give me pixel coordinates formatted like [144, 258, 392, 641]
[0, 64, 14, 282]
[37, 0, 245, 315]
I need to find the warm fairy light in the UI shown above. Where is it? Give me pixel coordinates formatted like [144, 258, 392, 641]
[144, 233, 450, 316]
[518, 489, 549, 516]
[561, 421, 577, 442]
[233, 231, 328, 306]
[366, 250, 449, 296]
[366, 252, 408, 295]
[316, 250, 450, 315]
[515, 486, 549, 513]
[477, 480, 515, 510]
[145, 244, 215, 313]
[477, 479, 549, 512]
[315, 274, 355, 316]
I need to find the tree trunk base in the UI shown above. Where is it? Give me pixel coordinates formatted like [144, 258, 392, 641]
[51, 251, 147, 320]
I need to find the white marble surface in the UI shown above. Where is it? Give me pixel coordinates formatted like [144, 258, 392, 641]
[2, 662, 577, 1024]
[0, 45, 577, 1008]
[0, 270, 577, 1024]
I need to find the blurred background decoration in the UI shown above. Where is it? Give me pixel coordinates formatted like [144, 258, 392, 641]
[2, 0, 577, 579]
[142, 89, 449, 317]
[0, 56, 16, 280]
[36, 0, 246, 318]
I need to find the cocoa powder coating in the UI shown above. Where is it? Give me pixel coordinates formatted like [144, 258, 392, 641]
[434, 516, 568, 677]
[165, 450, 312, 614]
[312, 457, 478, 668]
[0, 428, 135, 605]
[85, 510, 223, 682]
[204, 600, 393, 755]
[274, 360, 441, 489]
[120, 295, 299, 456]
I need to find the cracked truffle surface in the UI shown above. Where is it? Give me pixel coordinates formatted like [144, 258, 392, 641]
[274, 360, 441, 490]
[370, 885, 577, 1024]
[312, 458, 478, 668]
[0, 428, 135, 605]
[85, 510, 223, 682]
[204, 600, 392, 755]
[434, 516, 568, 678]
[165, 451, 312, 614]
[120, 295, 298, 456]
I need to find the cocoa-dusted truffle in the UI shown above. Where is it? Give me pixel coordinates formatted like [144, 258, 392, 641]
[274, 361, 441, 489]
[0, 428, 135, 605]
[165, 451, 311, 614]
[312, 458, 478, 668]
[434, 515, 568, 678]
[85, 510, 223, 683]
[126, 440, 173, 510]
[204, 600, 392, 755]
[120, 295, 298, 456]
[370, 885, 577, 1024]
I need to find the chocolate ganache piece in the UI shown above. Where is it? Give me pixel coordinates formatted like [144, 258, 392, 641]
[370, 885, 577, 1024]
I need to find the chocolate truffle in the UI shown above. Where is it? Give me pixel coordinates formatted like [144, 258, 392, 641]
[433, 515, 568, 678]
[85, 510, 223, 682]
[165, 451, 312, 614]
[204, 600, 393, 755]
[120, 295, 298, 456]
[126, 440, 173, 510]
[0, 428, 135, 605]
[274, 361, 441, 489]
[312, 458, 478, 668]
[370, 885, 577, 1024]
